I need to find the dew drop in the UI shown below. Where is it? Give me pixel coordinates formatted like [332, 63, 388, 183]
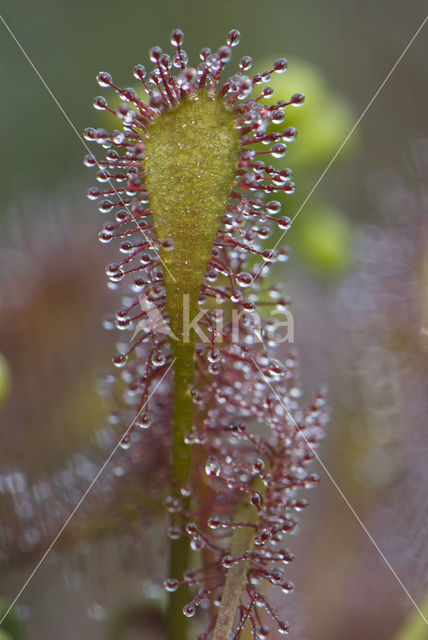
[120, 434, 131, 450]
[107, 149, 119, 161]
[191, 537, 205, 551]
[262, 86, 274, 99]
[261, 249, 276, 263]
[222, 555, 234, 569]
[97, 170, 110, 182]
[240, 149, 256, 164]
[274, 58, 288, 74]
[167, 527, 182, 540]
[208, 516, 221, 529]
[277, 217, 292, 230]
[271, 110, 285, 125]
[102, 314, 115, 331]
[282, 127, 297, 142]
[133, 64, 146, 80]
[93, 96, 108, 111]
[186, 522, 198, 535]
[250, 493, 262, 507]
[151, 352, 166, 367]
[239, 55, 252, 71]
[268, 358, 286, 376]
[116, 210, 128, 222]
[170, 28, 184, 46]
[218, 45, 231, 63]
[119, 87, 137, 102]
[109, 268, 125, 282]
[205, 456, 221, 477]
[96, 71, 112, 88]
[165, 496, 182, 513]
[113, 353, 128, 368]
[242, 301, 256, 312]
[227, 29, 241, 47]
[266, 200, 281, 215]
[174, 51, 188, 68]
[119, 240, 134, 254]
[98, 230, 113, 243]
[236, 272, 253, 288]
[278, 620, 290, 635]
[183, 604, 196, 618]
[294, 499, 308, 511]
[283, 182, 296, 194]
[99, 199, 114, 213]
[164, 578, 180, 592]
[181, 483, 191, 497]
[281, 581, 295, 593]
[149, 46, 162, 62]
[106, 263, 120, 277]
[83, 127, 97, 141]
[277, 297, 291, 311]
[162, 237, 175, 251]
[207, 348, 221, 363]
[84, 154, 97, 167]
[184, 430, 197, 445]
[270, 569, 284, 584]
[86, 187, 100, 200]
[253, 458, 265, 473]
[278, 549, 295, 563]
[208, 362, 220, 375]
[290, 93, 305, 107]
[109, 411, 120, 425]
[271, 143, 287, 158]
[135, 413, 151, 429]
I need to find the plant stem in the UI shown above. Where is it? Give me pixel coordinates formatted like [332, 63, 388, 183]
[167, 536, 191, 640]
[167, 335, 196, 640]
[212, 503, 258, 640]
[170, 340, 196, 490]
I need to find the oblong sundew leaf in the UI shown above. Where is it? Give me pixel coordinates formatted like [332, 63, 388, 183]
[145, 91, 240, 340]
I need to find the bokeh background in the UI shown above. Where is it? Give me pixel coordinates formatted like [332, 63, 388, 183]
[0, 1, 427, 639]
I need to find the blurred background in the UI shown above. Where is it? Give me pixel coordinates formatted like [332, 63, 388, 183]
[0, 1, 427, 639]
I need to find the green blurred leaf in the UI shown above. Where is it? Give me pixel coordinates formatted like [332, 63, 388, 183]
[256, 57, 355, 169]
[0, 354, 11, 410]
[393, 592, 428, 640]
[291, 203, 353, 275]
[0, 601, 27, 640]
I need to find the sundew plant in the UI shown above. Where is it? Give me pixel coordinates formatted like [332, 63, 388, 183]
[85, 29, 328, 640]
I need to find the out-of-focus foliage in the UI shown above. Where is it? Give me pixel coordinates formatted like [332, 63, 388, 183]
[0, 602, 27, 640]
[259, 57, 355, 169]
[290, 204, 352, 274]
[109, 601, 165, 640]
[0, 355, 11, 410]
[393, 591, 428, 640]
[257, 56, 355, 277]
